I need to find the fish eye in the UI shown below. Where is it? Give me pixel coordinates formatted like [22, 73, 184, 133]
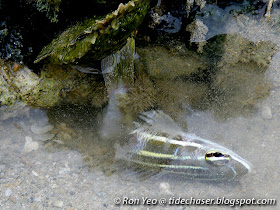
[205, 150, 230, 165]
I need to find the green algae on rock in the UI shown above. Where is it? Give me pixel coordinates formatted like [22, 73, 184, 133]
[136, 45, 208, 80]
[117, 45, 210, 121]
[34, 0, 151, 65]
[0, 59, 107, 108]
[118, 33, 276, 121]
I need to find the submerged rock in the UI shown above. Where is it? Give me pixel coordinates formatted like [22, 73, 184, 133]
[186, 19, 209, 53]
[0, 59, 107, 107]
[0, 32, 276, 120]
[0, 102, 30, 121]
[118, 44, 210, 121]
[119, 33, 276, 120]
[137, 45, 208, 80]
[205, 33, 276, 118]
[186, 0, 206, 18]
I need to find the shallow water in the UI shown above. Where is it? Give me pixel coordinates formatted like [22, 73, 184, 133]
[1, 6, 280, 210]
[2, 87, 279, 209]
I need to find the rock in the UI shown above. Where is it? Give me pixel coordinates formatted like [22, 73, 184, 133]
[5, 188, 12, 197]
[0, 60, 108, 108]
[137, 45, 207, 80]
[186, 0, 206, 17]
[0, 102, 30, 121]
[261, 105, 273, 120]
[24, 136, 39, 152]
[35, 0, 151, 65]
[53, 200, 64, 208]
[206, 34, 275, 118]
[186, 19, 208, 53]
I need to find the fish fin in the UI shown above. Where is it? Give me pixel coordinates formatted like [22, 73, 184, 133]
[72, 65, 101, 74]
[115, 163, 160, 181]
[138, 110, 185, 138]
[137, 170, 160, 181]
[127, 165, 161, 181]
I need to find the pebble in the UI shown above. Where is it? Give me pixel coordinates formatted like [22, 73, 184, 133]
[159, 182, 173, 195]
[59, 167, 71, 175]
[32, 170, 39, 177]
[261, 105, 273, 120]
[0, 165, 5, 172]
[31, 124, 54, 135]
[53, 200, 64, 208]
[97, 192, 105, 197]
[5, 188, 12, 197]
[9, 195, 16, 203]
[24, 136, 39, 152]
[34, 194, 41, 202]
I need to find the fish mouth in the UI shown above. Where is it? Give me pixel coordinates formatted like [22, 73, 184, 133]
[231, 156, 252, 176]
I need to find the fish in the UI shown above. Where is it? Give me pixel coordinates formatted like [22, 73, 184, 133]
[115, 110, 252, 181]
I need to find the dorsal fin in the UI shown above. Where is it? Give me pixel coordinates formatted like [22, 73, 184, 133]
[137, 110, 185, 138]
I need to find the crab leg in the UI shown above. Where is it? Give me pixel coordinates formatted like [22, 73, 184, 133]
[265, 0, 275, 21]
[100, 37, 135, 139]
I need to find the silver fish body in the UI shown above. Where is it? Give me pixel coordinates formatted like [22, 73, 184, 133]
[115, 110, 251, 181]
